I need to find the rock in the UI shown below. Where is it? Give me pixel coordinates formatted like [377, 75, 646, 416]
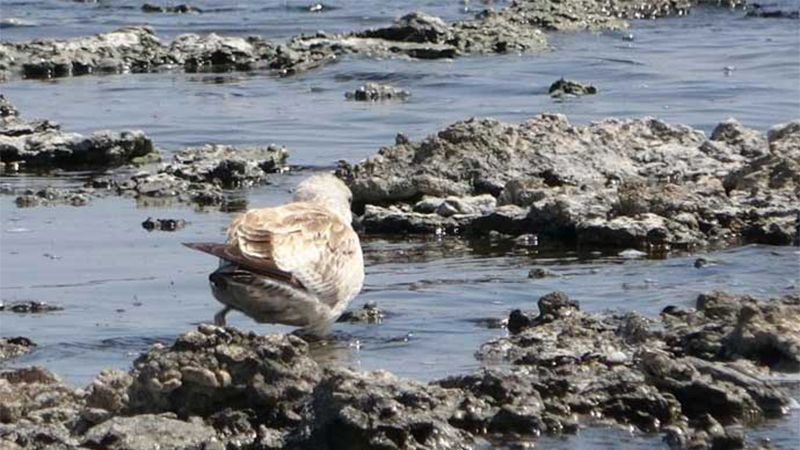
[345, 83, 411, 101]
[342, 114, 797, 249]
[0, 366, 83, 428]
[14, 187, 93, 207]
[297, 368, 476, 450]
[337, 302, 385, 324]
[0, 26, 283, 79]
[142, 3, 203, 14]
[0, 337, 36, 360]
[0, 94, 19, 118]
[548, 78, 597, 97]
[165, 143, 288, 188]
[91, 143, 288, 208]
[527, 267, 559, 279]
[126, 326, 321, 428]
[358, 12, 452, 44]
[142, 217, 187, 232]
[0, 127, 157, 169]
[0, 289, 795, 449]
[0, 1, 745, 81]
[82, 414, 220, 450]
[694, 257, 709, 268]
[0, 98, 159, 170]
[745, 4, 800, 19]
[0, 300, 63, 313]
[479, 290, 793, 442]
[84, 370, 133, 421]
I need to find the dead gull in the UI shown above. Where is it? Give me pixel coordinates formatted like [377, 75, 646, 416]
[184, 173, 364, 335]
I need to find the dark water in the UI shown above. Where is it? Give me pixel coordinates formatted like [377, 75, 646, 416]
[1, 1, 799, 448]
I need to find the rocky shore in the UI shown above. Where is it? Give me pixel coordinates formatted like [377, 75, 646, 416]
[0, 96, 288, 209]
[0, 0, 749, 81]
[3, 92, 798, 250]
[339, 114, 800, 250]
[1, 290, 797, 449]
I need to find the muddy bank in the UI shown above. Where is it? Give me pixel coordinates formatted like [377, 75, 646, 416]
[0, 1, 746, 80]
[338, 114, 800, 249]
[1, 291, 796, 449]
[1, 98, 288, 209]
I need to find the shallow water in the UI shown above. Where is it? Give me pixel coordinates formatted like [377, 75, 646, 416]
[1, 1, 799, 448]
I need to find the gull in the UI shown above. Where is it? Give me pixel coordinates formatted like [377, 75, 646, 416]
[184, 173, 364, 336]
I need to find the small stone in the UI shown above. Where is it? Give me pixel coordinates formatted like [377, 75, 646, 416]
[528, 267, 559, 279]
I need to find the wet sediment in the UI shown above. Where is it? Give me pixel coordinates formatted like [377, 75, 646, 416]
[1, 291, 797, 449]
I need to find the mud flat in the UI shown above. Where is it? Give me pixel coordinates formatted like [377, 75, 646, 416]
[0, 0, 747, 80]
[1, 290, 797, 449]
[339, 114, 800, 250]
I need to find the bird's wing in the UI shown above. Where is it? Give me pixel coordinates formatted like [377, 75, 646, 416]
[227, 202, 364, 308]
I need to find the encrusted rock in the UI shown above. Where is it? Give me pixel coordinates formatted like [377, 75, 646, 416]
[345, 83, 411, 101]
[82, 414, 220, 450]
[337, 302, 386, 324]
[548, 78, 597, 97]
[0, 300, 63, 313]
[0, 337, 36, 360]
[142, 217, 188, 232]
[340, 114, 798, 249]
[297, 368, 476, 449]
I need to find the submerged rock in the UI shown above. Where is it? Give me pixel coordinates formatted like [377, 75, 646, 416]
[0, 337, 36, 360]
[345, 83, 411, 101]
[0, 300, 63, 313]
[339, 115, 800, 249]
[337, 302, 385, 323]
[141, 3, 203, 14]
[548, 78, 597, 97]
[141, 217, 187, 232]
[14, 187, 92, 207]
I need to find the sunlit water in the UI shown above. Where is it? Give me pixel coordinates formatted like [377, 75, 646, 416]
[1, 1, 799, 448]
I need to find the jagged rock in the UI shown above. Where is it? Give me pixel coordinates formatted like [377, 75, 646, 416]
[82, 414, 220, 450]
[297, 368, 476, 450]
[479, 290, 794, 443]
[142, 217, 187, 232]
[345, 83, 411, 101]
[0, 337, 36, 360]
[0, 300, 63, 313]
[337, 302, 385, 324]
[168, 144, 287, 187]
[548, 78, 597, 97]
[341, 115, 799, 249]
[14, 187, 92, 207]
[0, 98, 159, 170]
[126, 326, 321, 426]
[142, 3, 203, 14]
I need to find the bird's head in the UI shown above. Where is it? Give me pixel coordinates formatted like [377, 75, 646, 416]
[293, 173, 354, 223]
